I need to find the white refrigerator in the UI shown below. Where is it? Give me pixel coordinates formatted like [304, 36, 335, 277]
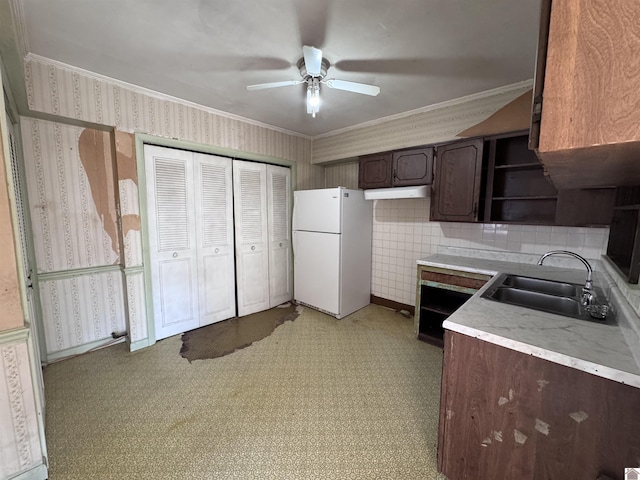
[293, 187, 373, 318]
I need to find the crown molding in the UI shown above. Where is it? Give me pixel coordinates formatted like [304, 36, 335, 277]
[24, 53, 312, 140]
[23, 53, 533, 144]
[313, 79, 533, 140]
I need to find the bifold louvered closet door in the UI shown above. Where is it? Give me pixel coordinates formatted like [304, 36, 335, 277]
[144, 145, 235, 340]
[233, 160, 292, 316]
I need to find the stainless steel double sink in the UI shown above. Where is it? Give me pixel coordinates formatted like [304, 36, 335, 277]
[482, 273, 615, 324]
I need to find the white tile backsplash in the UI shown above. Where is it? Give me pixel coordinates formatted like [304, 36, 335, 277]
[371, 197, 610, 307]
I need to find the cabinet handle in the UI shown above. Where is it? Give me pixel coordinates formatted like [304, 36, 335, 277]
[173, 252, 178, 258]
[279, 242, 283, 247]
[214, 248, 219, 254]
[251, 245, 256, 251]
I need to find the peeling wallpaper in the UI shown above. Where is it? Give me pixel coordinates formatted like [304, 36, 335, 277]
[20, 118, 127, 355]
[20, 55, 325, 352]
[21, 118, 119, 272]
[23, 55, 324, 190]
[18, 57, 612, 336]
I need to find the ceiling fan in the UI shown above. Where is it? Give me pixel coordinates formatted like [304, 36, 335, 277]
[246, 46, 381, 118]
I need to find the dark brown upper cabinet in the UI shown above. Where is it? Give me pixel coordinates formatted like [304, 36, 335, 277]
[358, 147, 433, 189]
[358, 153, 392, 189]
[430, 139, 484, 222]
[530, 0, 640, 189]
[434, 132, 615, 226]
[392, 148, 434, 187]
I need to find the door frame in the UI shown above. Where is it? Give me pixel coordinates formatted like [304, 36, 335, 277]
[134, 133, 296, 348]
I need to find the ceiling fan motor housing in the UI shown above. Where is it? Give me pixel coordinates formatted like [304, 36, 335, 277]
[297, 57, 330, 80]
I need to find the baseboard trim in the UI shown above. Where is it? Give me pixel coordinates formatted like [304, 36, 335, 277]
[370, 295, 415, 316]
[10, 463, 48, 480]
[46, 336, 125, 363]
[128, 338, 152, 352]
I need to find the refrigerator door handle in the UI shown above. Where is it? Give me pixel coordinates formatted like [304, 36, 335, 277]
[292, 230, 296, 261]
[292, 200, 298, 232]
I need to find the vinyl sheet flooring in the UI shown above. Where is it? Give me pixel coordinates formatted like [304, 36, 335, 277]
[43, 304, 447, 479]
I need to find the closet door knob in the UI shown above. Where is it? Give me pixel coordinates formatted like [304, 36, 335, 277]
[279, 242, 283, 247]
[251, 245, 256, 251]
[215, 248, 219, 254]
[172, 252, 178, 258]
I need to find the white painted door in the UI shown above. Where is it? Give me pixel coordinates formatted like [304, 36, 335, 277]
[194, 153, 236, 325]
[267, 165, 292, 307]
[233, 160, 270, 316]
[145, 145, 199, 340]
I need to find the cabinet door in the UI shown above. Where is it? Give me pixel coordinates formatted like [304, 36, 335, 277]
[431, 139, 484, 222]
[358, 153, 392, 189]
[267, 164, 292, 307]
[233, 160, 270, 316]
[439, 331, 640, 479]
[392, 147, 434, 186]
[144, 145, 199, 340]
[533, 0, 640, 189]
[194, 153, 236, 326]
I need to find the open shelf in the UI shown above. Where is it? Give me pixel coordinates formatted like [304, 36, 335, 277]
[484, 132, 559, 224]
[606, 186, 640, 283]
[421, 305, 455, 316]
[613, 204, 640, 211]
[490, 198, 557, 224]
[492, 195, 558, 201]
[494, 162, 544, 170]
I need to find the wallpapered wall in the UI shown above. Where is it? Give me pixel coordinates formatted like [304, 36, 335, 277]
[324, 162, 610, 307]
[0, 119, 23, 332]
[20, 118, 127, 355]
[20, 56, 325, 355]
[312, 81, 532, 164]
[19, 55, 609, 344]
[24, 55, 324, 190]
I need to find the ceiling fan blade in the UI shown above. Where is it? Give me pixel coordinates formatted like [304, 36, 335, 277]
[246, 80, 304, 91]
[323, 79, 380, 96]
[302, 45, 323, 76]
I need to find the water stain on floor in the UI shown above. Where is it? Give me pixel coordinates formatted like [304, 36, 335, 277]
[179, 302, 300, 362]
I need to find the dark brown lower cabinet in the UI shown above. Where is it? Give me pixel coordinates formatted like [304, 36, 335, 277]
[438, 331, 640, 479]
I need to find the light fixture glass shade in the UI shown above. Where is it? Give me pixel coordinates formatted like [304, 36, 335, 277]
[306, 78, 320, 117]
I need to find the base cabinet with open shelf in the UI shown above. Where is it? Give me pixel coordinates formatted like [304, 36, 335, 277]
[415, 265, 490, 346]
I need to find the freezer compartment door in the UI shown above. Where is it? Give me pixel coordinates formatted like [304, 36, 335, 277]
[293, 188, 342, 234]
[293, 230, 340, 316]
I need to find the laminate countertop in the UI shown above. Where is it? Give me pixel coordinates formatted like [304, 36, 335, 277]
[417, 252, 640, 388]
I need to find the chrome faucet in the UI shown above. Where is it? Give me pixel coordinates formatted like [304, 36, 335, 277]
[537, 250, 594, 306]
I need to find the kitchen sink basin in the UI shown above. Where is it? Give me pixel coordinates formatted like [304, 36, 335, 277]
[481, 273, 615, 324]
[488, 287, 581, 317]
[501, 275, 578, 297]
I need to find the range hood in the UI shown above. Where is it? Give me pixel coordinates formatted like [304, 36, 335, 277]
[364, 185, 429, 200]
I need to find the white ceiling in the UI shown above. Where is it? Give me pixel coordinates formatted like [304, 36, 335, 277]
[20, 0, 541, 137]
